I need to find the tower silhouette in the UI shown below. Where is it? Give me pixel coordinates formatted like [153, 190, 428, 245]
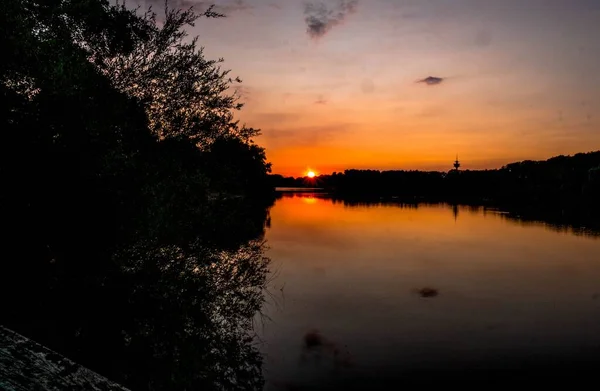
[453, 154, 461, 171]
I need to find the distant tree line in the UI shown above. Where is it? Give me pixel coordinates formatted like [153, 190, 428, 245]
[270, 151, 600, 207]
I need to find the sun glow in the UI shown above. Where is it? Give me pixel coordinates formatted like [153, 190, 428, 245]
[306, 170, 316, 178]
[302, 196, 317, 204]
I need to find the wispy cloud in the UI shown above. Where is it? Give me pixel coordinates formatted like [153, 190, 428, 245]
[136, 0, 251, 15]
[200, 0, 252, 14]
[264, 123, 352, 147]
[315, 95, 328, 104]
[304, 0, 359, 40]
[249, 112, 303, 124]
[232, 85, 253, 102]
[417, 76, 444, 86]
[361, 78, 375, 93]
[416, 104, 447, 118]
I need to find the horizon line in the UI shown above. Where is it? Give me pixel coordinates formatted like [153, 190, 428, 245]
[269, 149, 600, 177]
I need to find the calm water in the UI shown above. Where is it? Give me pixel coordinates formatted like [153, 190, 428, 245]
[260, 193, 600, 389]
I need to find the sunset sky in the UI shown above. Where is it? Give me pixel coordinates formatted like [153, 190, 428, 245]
[139, 0, 600, 176]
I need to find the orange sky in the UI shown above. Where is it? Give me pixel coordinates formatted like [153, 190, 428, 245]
[140, 0, 600, 176]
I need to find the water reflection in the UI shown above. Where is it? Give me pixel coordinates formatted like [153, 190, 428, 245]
[1, 198, 273, 390]
[302, 196, 318, 205]
[262, 193, 600, 389]
[274, 192, 600, 238]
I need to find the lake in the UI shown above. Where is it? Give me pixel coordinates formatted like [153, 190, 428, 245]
[260, 192, 600, 389]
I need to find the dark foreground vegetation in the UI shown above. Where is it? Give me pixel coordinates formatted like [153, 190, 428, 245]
[271, 151, 600, 208]
[1, 1, 273, 390]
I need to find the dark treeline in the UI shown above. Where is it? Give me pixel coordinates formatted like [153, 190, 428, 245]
[1, 1, 273, 390]
[271, 151, 600, 207]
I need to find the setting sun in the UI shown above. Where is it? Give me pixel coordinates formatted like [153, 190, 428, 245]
[306, 171, 316, 178]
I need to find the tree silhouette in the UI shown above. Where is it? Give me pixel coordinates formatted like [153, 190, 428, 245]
[91, 4, 258, 147]
[1, 1, 273, 389]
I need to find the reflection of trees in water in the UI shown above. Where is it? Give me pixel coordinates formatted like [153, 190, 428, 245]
[111, 239, 270, 390]
[2, 201, 272, 391]
[275, 193, 600, 239]
[495, 211, 600, 238]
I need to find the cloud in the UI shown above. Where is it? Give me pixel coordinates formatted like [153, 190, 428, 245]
[304, 0, 359, 40]
[416, 104, 446, 118]
[199, 0, 252, 14]
[263, 123, 352, 147]
[417, 76, 444, 86]
[249, 112, 303, 124]
[315, 95, 328, 104]
[136, 0, 251, 15]
[361, 78, 375, 93]
[232, 85, 253, 101]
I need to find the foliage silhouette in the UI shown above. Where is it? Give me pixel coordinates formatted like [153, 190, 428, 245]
[1, 1, 273, 390]
[92, 4, 260, 147]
